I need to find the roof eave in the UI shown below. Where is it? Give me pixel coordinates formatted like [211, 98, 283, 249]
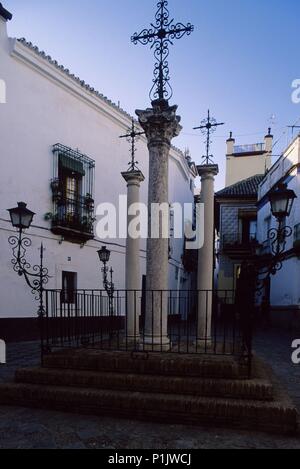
[0, 3, 12, 21]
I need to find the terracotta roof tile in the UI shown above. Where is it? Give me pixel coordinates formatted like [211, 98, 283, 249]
[216, 174, 264, 198]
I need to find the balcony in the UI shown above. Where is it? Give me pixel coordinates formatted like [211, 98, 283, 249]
[51, 195, 95, 242]
[222, 232, 259, 257]
[51, 144, 95, 243]
[233, 143, 265, 155]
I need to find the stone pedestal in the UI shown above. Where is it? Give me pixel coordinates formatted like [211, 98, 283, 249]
[197, 164, 219, 347]
[136, 99, 182, 350]
[122, 170, 145, 343]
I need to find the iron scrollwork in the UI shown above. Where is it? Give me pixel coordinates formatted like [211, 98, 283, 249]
[101, 265, 115, 317]
[8, 231, 50, 315]
[131, 0, 194, 102]
[119, 119, 145, 172]
[255, 224, 293, 292]
[193, 110, 225, 165]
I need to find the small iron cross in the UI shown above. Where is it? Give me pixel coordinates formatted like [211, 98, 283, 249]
[131, 0, 194, 101]
[120, 119, 145, 171]
[194, 110, 225, 165]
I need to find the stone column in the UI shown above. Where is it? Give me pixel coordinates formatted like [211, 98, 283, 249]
[197, 164, 219, 347]
[122, 170, 145, 343]
[136, 99, 182, 350]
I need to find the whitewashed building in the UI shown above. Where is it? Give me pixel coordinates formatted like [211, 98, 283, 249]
[257, 134, 300, 326]
[0, 5, 196, 324]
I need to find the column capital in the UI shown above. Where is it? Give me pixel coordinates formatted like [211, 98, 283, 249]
[121, 170, 145, 185]
[197, 164, 219, 180]
[136, 99, 182, 147]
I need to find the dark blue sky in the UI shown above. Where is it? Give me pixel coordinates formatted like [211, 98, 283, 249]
[4, 0, 300, 189]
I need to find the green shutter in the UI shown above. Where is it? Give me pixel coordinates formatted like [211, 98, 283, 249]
[59, 154, 85, 176]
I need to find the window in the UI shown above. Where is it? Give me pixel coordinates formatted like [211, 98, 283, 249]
[234, 264, 241, 291]
[265, 216, 271, 238]
[241, 218, 257, 244]
[294, 223, 300, 242]
[51, 144, 95, 242]
[62, 271, 77, 304]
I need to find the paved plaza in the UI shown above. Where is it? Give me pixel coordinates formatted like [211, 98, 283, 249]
[0, 329, 299, 449]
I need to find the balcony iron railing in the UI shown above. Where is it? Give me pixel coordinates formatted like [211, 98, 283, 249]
[222, 233, 258, 250]
[51, 195, 95, 237]
[233, 143, 265, 154]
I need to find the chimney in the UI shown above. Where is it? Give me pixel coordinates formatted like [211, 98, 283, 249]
[0, 3, 12, 41]
[226, 131, 235, 155]
[264, 127, 273, 154]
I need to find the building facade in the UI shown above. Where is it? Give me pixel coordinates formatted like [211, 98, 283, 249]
[0, 8, 196, 321]
[215, 131, 273, 292]
[216, 175, 264, 292]
[226, 131, 273, 187]
[257, 134, 300, 326]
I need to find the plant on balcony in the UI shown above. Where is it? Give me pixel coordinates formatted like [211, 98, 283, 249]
[84, 193, 95, 211]
[81, 215, 96, 232]
[50, 179, 63, 203]
[44, 212, 53, 221]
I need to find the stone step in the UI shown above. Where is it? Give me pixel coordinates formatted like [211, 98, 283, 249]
[15, 367, 274, 401]
[0, 382, 297, 434]
[43, 349, 248, 379]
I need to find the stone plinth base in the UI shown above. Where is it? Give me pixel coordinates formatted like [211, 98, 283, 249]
[0, 351, 298, 435]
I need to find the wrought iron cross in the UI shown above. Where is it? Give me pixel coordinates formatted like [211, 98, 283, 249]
[131, 0, 194, 102]
[194, 110, 225, 165]
[120, 119, 145, 171]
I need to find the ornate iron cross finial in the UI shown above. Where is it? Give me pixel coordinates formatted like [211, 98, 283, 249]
[131, 0, 194, 102]
[194, 110, 225, 165]
[120, 119, 145, 171]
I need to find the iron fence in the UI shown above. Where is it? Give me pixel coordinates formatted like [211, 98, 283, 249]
[41, 289, 252, 367]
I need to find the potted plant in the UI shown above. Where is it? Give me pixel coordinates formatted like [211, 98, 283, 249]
[84, 193, 94, 211]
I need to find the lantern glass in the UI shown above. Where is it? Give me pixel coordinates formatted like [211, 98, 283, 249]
[7, 202, 35, 229]
[269, 184, 297, 220]
[98, 246, 111, 264]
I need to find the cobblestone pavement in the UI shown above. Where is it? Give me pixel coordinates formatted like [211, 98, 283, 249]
[0, 331, 299, 449]
[254, 328, 300, 412]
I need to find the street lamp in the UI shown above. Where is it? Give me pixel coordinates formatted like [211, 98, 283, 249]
[269, 183, 297, 222]
[98, 246, 111, 264]
[97, 246, 115, 316]
[265, 183, 297, 268]
[8, 202, 35, 230]
[233, 183, 297, 377]
[7, 202, 50, 317]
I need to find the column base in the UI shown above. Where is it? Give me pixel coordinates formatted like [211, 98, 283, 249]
[124, 335, 141, 346]
[118, 335, 141, 351]
[141, 336, 171, 352]
[194, 338, 213, 351]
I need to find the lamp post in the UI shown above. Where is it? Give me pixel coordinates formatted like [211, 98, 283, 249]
[7, 202, 50, 317]
[97, 246, 115, 317]
[260, 183, 297, 278]
[237, 184, 297, 376]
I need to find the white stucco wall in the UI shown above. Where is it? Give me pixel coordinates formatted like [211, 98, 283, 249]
[0, 19, 195, 318]
[226, 154, 270, 188]
[257, 135, 300, 308]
